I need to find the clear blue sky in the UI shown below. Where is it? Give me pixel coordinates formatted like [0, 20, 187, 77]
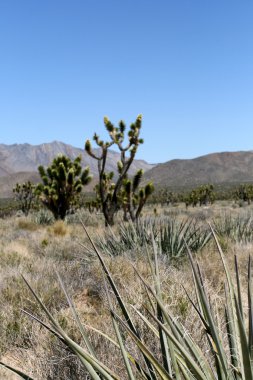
[1, 0, 253, 163]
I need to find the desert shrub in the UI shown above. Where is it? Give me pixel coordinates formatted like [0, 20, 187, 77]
[34, 209, 54, 225]
[65, 208, 100, 227]
[0, 198, 19, 218]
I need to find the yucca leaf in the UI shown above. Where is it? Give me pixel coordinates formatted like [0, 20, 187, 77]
[22, 308, 102, 379]
[55, 271, 97, 357]
[111, 312, 136, 380]
[177, 359, 196, 380]
[183, 286, 210, 334]
[234, 295, 253, 380]
[80, 222, 158, 380]
[140, 308, 210, 380]
[84, 323, 148, 377]
[248, 256, 253, 357]
[209, 225, 241, 372]
[22, 309, 64, 342]
[0, 362, 34, 380]
[22, 276, 119, 379]
[224, 301, 240, 379]
[132, 266, 214, 379]
[113, 311, 173, 380]
[169, 312, 216, 379]
[185, 239, 231, 377]
[104, 277, 136, 380]
[235, 256, 244, 319]
[150, 234, 178, 379]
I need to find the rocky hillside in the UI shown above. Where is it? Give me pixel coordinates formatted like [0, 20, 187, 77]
[143, 151, 253, 190]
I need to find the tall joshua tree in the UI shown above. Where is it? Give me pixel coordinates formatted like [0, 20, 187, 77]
[85, 115, 154, 226]
[36, 154, 92, 220]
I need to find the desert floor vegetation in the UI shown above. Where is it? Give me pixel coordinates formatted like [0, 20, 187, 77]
[0, 202, 253, 379]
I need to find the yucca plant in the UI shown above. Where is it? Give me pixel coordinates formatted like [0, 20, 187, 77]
[159, 217, 211, 257]
[2, 224, 253, 379]
[214, 212, 253, 244]
[97, 217, 158, 256]
[97, 217, 211, 258]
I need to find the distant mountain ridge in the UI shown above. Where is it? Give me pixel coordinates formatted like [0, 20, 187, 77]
[143, 150, 253, 190]
[0, 141, 154, 197]
[0, 141, 153, 176]
[2, 142, 253, 198]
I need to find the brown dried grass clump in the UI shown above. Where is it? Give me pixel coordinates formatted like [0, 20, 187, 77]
[48, 220, 69, 236]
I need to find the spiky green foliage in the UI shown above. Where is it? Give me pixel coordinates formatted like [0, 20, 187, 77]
[0, 362, 34, 379]
[198, 184, 215, 206]
[120, 170, 154, 221]
[13, 181, 36, 216]
[85, 115, 153, 226]
[150, 188, 179, 206]
[16, 226, 253, 379]
[96, 217, 211, 257]
[36, 155, 92, 220]
[184, 184, 215, 208]
[159, 217, 211, 257]
[213, 212, 253, 244]
[235, 184, 253, 205]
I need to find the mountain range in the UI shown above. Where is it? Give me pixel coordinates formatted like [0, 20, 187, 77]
[143, 151, 253, 190]
[1, 141, 253, 197]
[0, 141, 154, 197]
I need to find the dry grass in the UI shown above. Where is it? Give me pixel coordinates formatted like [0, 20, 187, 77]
[0, 203, 253, 378]
[48, 220, 69, 236]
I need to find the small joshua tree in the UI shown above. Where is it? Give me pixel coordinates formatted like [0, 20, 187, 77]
[36, 154, 92, 220]
[120, 169, 154, 221]
[13, 181, 36, 216]
[235, 184, 253, 205]
[85, 115, 154, 226]
[184, 184, 215, 208]
[197, 184, 215, 206]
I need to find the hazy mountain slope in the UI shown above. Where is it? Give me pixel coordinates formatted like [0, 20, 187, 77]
[3, 142, 253, 198]
[143, 151, 253, 189]
[0, 171, 97, 198]
[0, 141, 154, 176]
[0, 141, 154, 197]
[0, 172, 40, 198]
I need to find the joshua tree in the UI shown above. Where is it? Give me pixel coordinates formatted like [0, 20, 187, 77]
[85, 115, 154, 226]
[13, 181, 36, 216]
[36, 154, 92, 220]
[198, 184, 215, 206]
[235, 184, 253, 205]
[184, 184, 215, 208]
[120, 169, 154, 221]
